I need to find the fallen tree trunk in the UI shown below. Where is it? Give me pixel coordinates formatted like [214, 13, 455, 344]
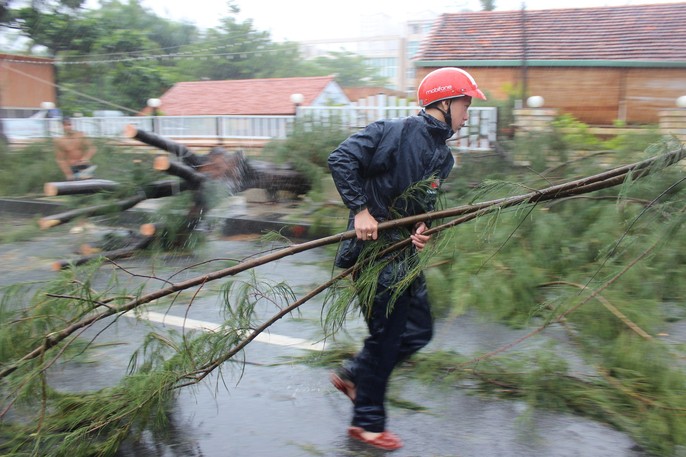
[124, 123, 197, 162]
[245, 160, 313, 199]
[5, 144, 683, 378]
[44, 179, 121, 197]
[38, 179, 192, 229]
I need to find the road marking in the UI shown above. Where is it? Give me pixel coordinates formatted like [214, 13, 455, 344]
[128, 310, 326, 351]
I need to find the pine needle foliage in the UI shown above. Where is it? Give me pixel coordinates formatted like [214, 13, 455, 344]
[322, 175, 452, 332]
[0, 258, 307, 455]
[0, 266, 107, 365]
[1, 128, 685, 455]
[0, 141, 65, 196]
[420, 138, 686, 455]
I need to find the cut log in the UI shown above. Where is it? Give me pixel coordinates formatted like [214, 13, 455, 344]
[38, 195, 146, 230]
[52, 234, 154, 270]
[77, 231, 138, 256]
[139, 222, 159, 237]
[44, 179, 121, 197]
[79, 243, 102, 256]
[124, 124, 197, 162]
[153, 156, 206, 189]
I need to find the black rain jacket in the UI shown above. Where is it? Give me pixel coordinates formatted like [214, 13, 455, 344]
[328, 110, 455, 268]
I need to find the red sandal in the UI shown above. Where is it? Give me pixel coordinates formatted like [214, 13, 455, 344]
[330, 371, 356, 402]
[348, 426, 403, 451]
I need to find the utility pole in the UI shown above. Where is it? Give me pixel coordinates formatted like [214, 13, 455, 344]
[520, 2, 529, 105]
[0, 61, 7, 146]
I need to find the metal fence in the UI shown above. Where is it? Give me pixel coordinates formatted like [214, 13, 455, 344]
[1, 106, 498, 151]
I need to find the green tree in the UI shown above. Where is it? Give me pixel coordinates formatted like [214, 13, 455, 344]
[172, 16, 304, 81]
[90, 29, 168, 111]
[306, 51, 389, 87]
[0, 0, 87, 30]
[12, 3, 98, 55]
[480, 0, 496, 11]
[55, 1, 198, 113]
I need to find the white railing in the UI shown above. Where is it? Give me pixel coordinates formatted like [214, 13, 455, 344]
[1, 107, 497, 151]
[297, 106, 498, 151]
[297, 104, 421, 128]
[455, 106, 499, 151]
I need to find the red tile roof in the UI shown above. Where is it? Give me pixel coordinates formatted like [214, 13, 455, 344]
[417, 3, 686, 63]
[154, 75, 337, 116]
[0, 53, 54, 64]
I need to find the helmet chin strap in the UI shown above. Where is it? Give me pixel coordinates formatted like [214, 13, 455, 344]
[436, 99, 453, 128]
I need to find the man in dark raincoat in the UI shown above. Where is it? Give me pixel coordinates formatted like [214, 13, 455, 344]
[327, 67, 487, 451]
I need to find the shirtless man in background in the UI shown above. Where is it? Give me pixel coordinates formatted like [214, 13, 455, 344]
[54, 117, 97, 180]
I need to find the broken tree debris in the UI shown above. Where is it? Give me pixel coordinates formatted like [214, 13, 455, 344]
[52, 228, 155, 270]
[38, 179, 192, 230]
[125, 124, 312, 200]
[38, 124, 316, 270]
[4, 144, 682, 379]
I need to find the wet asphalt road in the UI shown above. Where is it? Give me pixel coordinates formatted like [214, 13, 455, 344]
[0, 214, 649, 457]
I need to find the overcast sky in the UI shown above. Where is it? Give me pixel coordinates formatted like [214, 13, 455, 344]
[138, 0, 686, 41]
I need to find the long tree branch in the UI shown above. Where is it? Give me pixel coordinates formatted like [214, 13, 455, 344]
[540, 280, 652, 340]
[1, 145, 683, 379]
[176, 162, 672, 386]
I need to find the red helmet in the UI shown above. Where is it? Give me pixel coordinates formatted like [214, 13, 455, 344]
[417, 67, 486, 106]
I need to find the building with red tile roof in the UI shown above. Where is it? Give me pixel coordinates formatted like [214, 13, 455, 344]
[415, 3, 686, 125]
[146, 75, 349, 116]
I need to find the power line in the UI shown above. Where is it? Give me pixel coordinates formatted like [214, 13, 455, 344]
[60, 29, 267, 60]
[1, 42, 292, 66]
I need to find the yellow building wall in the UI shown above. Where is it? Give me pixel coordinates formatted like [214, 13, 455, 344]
[0, 54, 56, 111]
[416, 66, 686, 126]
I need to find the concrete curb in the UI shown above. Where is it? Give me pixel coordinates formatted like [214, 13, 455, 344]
[0, 197, 334, 241]
[0, 198, 66, 216]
